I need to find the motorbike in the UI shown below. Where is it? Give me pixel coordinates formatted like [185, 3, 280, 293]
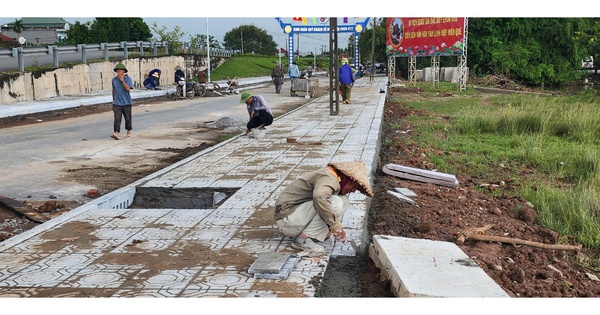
[173, 77, 196, 100]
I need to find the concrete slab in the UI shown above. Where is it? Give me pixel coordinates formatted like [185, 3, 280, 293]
[370, 235, 510, 298]
[249, 253, 300, 280]
[248, 252, 292, 274]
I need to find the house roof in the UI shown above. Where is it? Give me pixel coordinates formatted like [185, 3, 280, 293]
[0, 33, 16, 42]
[4, 18, 70, 29]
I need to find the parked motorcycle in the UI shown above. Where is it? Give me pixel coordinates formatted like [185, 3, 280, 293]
[173, 77, 196, 100]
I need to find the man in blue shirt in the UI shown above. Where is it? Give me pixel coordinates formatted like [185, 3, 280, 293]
[338, 58, 355, 104]
[111, 63, 133, 140]
[288, 60, 299, 95]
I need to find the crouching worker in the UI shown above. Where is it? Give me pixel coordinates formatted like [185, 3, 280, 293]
[274, 161, 374, 254]
[240, 91, 273, 135]
[143, 72, 160, 90]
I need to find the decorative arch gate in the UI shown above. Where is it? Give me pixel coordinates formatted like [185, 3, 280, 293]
[275, 17, 370, 72]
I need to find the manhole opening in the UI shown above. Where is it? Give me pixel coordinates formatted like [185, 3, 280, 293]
[130, 187, 239, 209]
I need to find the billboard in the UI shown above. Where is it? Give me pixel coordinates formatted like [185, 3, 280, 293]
[386, 18, 466, 57]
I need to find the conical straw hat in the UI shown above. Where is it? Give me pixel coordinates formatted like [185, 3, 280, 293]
[328, 161, 374, 197]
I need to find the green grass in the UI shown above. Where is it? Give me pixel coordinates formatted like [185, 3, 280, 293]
[396, 82, 600, 250]
[209, 54, 329, 81]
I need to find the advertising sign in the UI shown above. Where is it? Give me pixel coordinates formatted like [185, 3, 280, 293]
[386, 18, 466, 57]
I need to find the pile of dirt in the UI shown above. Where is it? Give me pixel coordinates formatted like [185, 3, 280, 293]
[358, 87, 600, 297]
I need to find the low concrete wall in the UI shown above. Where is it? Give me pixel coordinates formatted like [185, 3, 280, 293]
[0, 55, 225, 105]
[414, 67, 467, 83]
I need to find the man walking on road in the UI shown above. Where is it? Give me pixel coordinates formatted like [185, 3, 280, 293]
[271, 61, 284, 94]
[288, 60, 299, 95]
[111, 63, 133, 140]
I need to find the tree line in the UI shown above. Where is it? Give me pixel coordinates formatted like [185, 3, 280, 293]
[65, 18, 277, 55]
[64, 17, 600, 86]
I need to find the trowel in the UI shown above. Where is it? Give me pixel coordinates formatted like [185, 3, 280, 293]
[348, 239, 361, 255]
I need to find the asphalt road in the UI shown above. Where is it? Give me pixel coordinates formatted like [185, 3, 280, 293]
[0, 83, 313, 202]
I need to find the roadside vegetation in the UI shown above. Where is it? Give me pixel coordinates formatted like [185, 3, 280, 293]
[387, 82, 600, 249]
[206, 54, 329, 81]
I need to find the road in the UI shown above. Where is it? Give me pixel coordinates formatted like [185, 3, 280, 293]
[0, 84, 314, 203]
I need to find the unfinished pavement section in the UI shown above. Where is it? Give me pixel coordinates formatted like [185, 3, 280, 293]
[0, 77, 385, 297]
[0, 76, 510, 298]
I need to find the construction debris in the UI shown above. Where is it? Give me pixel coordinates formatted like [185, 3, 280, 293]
[285, 137, 322, 145]
[0, 196, 48, 223]
[387, 190, 415, 204]
[394, 187, 417, 197]
[457, 225, 582, 251]
[382, 163, 459, 188]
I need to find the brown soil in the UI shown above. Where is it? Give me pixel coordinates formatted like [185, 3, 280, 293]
[2, 83, 599, 298]
[358, 85, 600, 297]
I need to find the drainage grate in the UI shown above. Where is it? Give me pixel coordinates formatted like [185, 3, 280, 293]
[129, 187, 239, 209]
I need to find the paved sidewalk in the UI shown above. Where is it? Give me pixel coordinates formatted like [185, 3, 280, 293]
[0, 76, 387, 297]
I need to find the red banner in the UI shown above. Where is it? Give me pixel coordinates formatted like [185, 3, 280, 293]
[386, 18, 466, 57]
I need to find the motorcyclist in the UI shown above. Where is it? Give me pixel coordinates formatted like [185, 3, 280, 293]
[174, 65, 185, 84]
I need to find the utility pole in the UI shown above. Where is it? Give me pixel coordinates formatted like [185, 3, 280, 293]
[241, 29, 244, 54]
[296, 33, 300, 57]
[329, 17, 339, 115]
[370, 17, 376, 82]
[207, 18, 211, 82]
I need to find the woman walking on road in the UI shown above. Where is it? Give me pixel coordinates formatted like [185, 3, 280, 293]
[338, 58, 355, 104]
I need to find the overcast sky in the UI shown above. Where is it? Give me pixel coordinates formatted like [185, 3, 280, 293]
[0, 15, 366, 54]
[1, 1, 592, 53]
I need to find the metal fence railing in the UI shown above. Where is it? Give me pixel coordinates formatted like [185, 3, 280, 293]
[0, 41, 233, 72]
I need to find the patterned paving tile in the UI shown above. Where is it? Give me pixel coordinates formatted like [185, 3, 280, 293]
[0, 77, 388, 297]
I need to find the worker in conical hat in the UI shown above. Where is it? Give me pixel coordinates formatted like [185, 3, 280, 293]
[274, 161, 373, 254]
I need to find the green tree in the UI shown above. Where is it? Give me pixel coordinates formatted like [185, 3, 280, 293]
[150, 21, 186, 53]
[223, 25, 277, 55]
[89, 18, 152, 43]
[357, 18, 387, 65]
[468, 18, 595, 85]
[66, 18, 151, 44]
[12, 19, 24, 35]
[189, 34, 221, 49]
[573, 18, 600, 73]
[66, 21, 92, 44]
